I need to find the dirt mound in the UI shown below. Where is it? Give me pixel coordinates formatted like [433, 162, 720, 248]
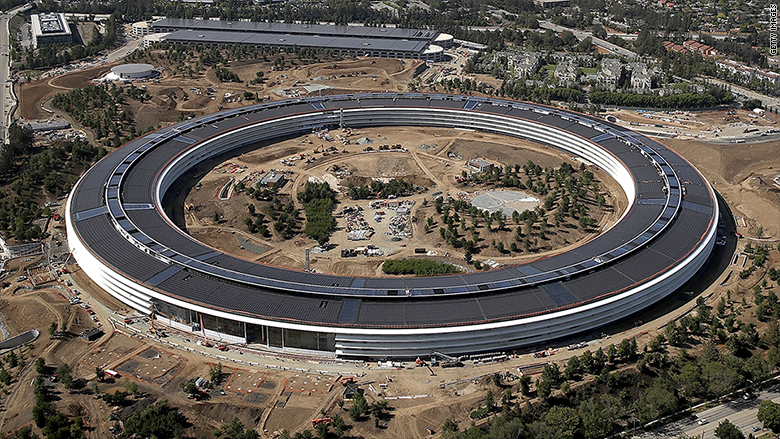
[191, 403, 265, 429]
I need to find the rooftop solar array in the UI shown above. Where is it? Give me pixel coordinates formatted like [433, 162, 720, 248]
[39, 13, 65, 33]
[68, 94, 716, 329]
[151, 18, 439, 41]
[161, 29, 431, 54]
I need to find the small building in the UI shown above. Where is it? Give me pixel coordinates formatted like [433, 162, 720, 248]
[31, 13, 72, 48]
[28, 120, 70, 132]
[259, 172, 286, 187]
[81, 327, 104, 341]
[111, 64, 157, 80]
[468, 158, 494, 172]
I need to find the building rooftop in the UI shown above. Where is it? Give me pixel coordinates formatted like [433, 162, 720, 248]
[161, 29, 433, 54]
[31, 13, 72, 37]
[152, 18, 439, 41]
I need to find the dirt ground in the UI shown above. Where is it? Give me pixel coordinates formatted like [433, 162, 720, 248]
[16, 52, 421, 136]
[183, 126, 623, 276]
[1, 131, 779, 439]
[4, 43, 780, 439]
[664, 137, 780, 238]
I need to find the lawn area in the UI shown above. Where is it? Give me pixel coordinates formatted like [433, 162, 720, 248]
[542, 64, 557, 71]
[580, 67, 598, 75]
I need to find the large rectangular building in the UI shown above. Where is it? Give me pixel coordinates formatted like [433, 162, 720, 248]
[31, 13, 73, 48]
[151, 18, 450, 61]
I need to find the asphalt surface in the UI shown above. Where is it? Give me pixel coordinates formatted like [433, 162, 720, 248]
[634, 386, 780, 438]
[0, 3, 32, 143]
[538, 21, 639, 60]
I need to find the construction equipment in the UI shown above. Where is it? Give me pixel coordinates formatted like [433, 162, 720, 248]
[431, 351, 463, 368]
[338, 376, 355, 385]
[311, 418, 332, 428]
[416, 358, 436, 376]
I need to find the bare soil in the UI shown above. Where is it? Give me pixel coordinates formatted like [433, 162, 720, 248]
[5, 44, 780, 439]
[183, 126, 624, 276]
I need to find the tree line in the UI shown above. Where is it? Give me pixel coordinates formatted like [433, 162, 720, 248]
[0, 125, 104, 243]
[442, 245, 780, 439]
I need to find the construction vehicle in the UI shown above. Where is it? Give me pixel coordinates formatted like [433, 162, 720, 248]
[311, 418, 332, 428]
[338, 376, 355, 385]
[431, 351, 463, 368]
[416, 358, 436, 376]
[186, 203, 195, 211]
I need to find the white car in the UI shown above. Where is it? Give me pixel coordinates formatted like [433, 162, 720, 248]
[697, 419, 708, 425]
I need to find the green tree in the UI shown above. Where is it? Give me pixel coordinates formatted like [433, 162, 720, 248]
[95, 367, 106, 382]
[184, 382, 197, 395]
[124, 400, 188, 438]
[210, 363, 223, 385]
[579, 397, 611, 439]
[6, 351, 18, 368]
[519, 375, 531, 396]
[124, 378, 139, 394]
[349, 392, 369, 421]
[314, 421, 329, 438]
[57, 364, 74, 389]
[536, 377, 552, 401]
[544, 406, 579, 439]
[633, 379, 679, 424]
[214, 417, 259, 439]
[714, 419, 745, 438]
[35, 358, 46, 375]
[759, 400, 780, 431]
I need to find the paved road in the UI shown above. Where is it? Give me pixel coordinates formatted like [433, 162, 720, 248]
[539, 21, 639, 60]
[0, 3, 33, 143]
[698, 76, 780, 111]
[634, 386, 780, 439]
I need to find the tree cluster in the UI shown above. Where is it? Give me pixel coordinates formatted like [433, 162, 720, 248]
[382, 258, 461, 276]
[347, 178, 416, 200]
[297, 181, 337, 246]
[51, 83, 140, 145]
[589, 86, 734, 109]
[0, 127, 104, 243]
[443, 269, 780, 439]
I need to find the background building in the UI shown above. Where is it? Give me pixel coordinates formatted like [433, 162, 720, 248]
[31, 13, 72, 48]
[151, 18, 448, 61]
[110, 64, 157, 79]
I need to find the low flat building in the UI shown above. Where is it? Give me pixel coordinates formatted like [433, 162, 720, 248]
[28, 120, 70, 132]
[31, 13, 72, 48]
[152, 18, 444, 61]
[468, 158, 494, 172]
[259, 172, 286, 187]
[81, 327, 104, 341]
